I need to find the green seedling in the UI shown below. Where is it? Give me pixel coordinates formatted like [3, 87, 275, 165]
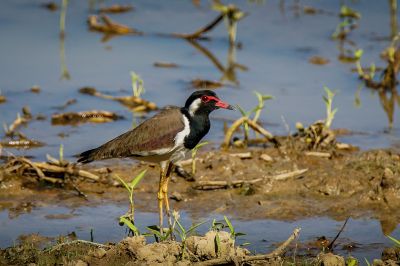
[332, 20, 351, 40]
[340, 5, 361, 19]
[346, 257, 357, 266]
[145, 225, 172, 242]
[130, 71, 145, 98]
[322, 86, 338, 129]
[237, 91, 273, 142]
[224, 216, 246, 242]
[191, 141, 208, 175]
[172, 211, 206, 259]
[116, 169, 147, 236]
[364, 258, 371, 266]
[354, 49, 364, 76]
[59, 144, 64, 162]
[387, 235, 400, 246]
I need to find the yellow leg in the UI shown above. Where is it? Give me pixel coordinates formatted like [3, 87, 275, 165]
[163, 162, 174, 230]
[158, 165, 166, 234]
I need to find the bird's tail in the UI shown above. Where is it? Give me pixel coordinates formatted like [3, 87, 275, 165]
[77, 148, 99, 164]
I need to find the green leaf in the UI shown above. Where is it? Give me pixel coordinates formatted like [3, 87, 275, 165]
[340, 5, 361, 19]
[175, 217, 186, 235]
[224, 216, 235, 236]
[193, 141, 209, 151]
[187, 220, 207, 236]
[146, 226, 162, 238]
[129, 169, 147, 189]
[347, 257, 357, 266]
[59, 144, 64, 162]
[215, 233, 221, 256]
[115, 174, 131, 193]
[236, 105, 249, 117]
[364, 258, 371, 266]
[354, 49, 363, 60]
[387, 235, 400, 246]
[212, 2, 229, 13]
[234, 232, 246, 237]
[120, 217, 140, 235]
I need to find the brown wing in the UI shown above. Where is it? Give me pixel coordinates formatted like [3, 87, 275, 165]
[77, 107, 185, 163]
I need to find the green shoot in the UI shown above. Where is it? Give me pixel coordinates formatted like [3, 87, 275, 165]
[253, 92, 273, 123]
[191, 141, 208, 175]
[346, 257, 357, 266]
[236, 91, 273, 143]
[387, 235, 400, 246]
[223, 216, 246, 245]
[332, 20, 350, 39]
[59, 144, 64, 162]
[354, 49, 364, 76]
[322, 86, 338, 129]
[130, 71, 145, 98]
[340, 5, 361, 19]
[215, 232, 221, 257]
[364, 258, 371, 266]
[172, 211, 206, 259]
[115, 169, 147, 236]
[145, 225, 171, 242]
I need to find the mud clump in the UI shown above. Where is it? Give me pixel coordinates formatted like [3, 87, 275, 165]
[0, 232, 261, 266]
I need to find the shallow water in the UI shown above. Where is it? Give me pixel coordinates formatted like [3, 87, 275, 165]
[0, 0, 399, 161]
[1, 0, 400, 261]
[0, 204, 399, 262]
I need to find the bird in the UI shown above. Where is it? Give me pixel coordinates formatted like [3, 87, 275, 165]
[77, 90, 233, 231]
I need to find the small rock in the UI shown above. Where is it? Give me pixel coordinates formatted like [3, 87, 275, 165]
[260, 153, 273, 162]
[73, 260, 88, 266]
[229, 152, 252, 159]
[318, 252, 345, 266]
[170, 191, 183, 202]
[120, 236, 146, 254]
[90, 248, 107, 258]
[30, 85, 41, 93]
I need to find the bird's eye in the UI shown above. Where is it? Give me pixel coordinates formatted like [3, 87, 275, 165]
[201, 95, 210, 102]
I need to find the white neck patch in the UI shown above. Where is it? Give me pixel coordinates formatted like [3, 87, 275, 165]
[174, 114, 190, 148]
[188, 98, 201, 117]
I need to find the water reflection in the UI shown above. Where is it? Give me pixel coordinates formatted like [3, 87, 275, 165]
[187, 40, 247, 85]
[59, 0, 71, 80]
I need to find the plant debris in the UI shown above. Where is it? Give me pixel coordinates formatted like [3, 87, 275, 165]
[222, 116, 279, 149]
[153, 61, 179, 68]
[2, 155, 102, 185]
[51, 110, 123, 125]
[0, 95, 6, 104]
[88, 15, 141, 36]
[309, 55, 330, 65]
[79, 87, 157, 112]
[99, 5, 133, 14]
[294, 121, 336, 150]
[41, 2, 58, 11]
[54, 98, 77, 110]
[30, 85, 41, 94]
[191, 79, 224, 89]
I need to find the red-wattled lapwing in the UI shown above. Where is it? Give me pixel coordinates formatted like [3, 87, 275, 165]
[77, 90, 233, 231]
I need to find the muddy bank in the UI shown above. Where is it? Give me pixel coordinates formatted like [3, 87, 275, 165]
[0, 228, 399, 265]
[1, 137, 400, 233]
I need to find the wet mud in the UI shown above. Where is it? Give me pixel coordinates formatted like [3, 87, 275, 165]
[1, 137, 400, 264]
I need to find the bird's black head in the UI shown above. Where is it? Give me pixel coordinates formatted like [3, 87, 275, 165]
[184, 90, 234, 116]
